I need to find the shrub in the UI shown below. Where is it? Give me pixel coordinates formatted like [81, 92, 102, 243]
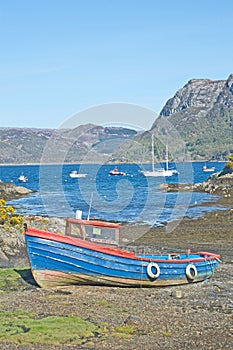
[9, 216, 24, 225]
[0, 199, 23, 226]
[224, 154, 233, 173]
[226, 154, 233, 162]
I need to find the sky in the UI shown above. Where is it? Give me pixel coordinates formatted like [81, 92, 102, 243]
[1, 0, 233, 130]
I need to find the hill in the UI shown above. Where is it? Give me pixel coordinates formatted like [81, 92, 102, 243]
[0, 125, 137, 164]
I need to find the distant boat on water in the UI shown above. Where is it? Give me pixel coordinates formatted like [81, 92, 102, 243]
[109, 168, 126, 176]
[18, 174, 28, 183]
[142, 135, 179, 177]
[202, 164, 215, 172]
[69, 170, 87, 178]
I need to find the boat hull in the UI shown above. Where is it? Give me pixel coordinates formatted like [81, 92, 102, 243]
[142, 169, 174, 177]
[70, 174, 87, 178]
[25, 228, 220, 289]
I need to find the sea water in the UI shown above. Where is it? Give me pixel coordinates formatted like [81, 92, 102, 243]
[0, 161, 226, 226]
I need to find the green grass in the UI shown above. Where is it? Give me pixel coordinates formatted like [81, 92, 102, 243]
[0, 268, 109, 345]
[0, 267, 140, 345]
[0, 266, 37, 293]
[97, 300, 111, 307]
[112, 325, 134, 339]
[0, 310, 97, 345]
[161, 331, 172, 337]
[0, 267, 33, 293]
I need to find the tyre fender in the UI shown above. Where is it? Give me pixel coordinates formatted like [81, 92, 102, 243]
[147, 262, 160, 279]
[186, 264, 197, 280]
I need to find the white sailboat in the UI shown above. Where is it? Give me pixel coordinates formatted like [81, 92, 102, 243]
[142, 135, 178, 177]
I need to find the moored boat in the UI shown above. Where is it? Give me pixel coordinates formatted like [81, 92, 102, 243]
[109, 168, 126, 176]
[142, 136, 179, 177]
[24, 218, 220, 289]
[69, 170, 87, 178]
[202, 165, 215, 172]
[18, 174, 28, 183]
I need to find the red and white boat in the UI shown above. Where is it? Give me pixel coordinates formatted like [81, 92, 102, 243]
[109, 168, 126, 176]
[202, 165, 215, 172]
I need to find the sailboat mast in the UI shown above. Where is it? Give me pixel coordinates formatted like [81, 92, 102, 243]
[152, 134, 155, 172]
[165, 144, 168, 171]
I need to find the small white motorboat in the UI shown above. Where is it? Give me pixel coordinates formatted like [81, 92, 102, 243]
[69, 170, 87, 178]
[18, 174, 28, 183]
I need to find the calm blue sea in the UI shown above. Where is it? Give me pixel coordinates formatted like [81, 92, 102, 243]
[0, 161, 226, 226]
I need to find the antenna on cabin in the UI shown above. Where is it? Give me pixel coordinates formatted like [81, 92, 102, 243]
[87, 192, 93, 220]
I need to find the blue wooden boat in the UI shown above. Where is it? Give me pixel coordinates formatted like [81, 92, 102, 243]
[24, 218, 221, 288]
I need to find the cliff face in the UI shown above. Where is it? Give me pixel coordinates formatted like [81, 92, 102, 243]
[159, 78, 225, 117]
[150, 74, 233, 160]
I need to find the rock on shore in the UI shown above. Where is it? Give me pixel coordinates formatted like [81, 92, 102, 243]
[0, 181, 35, 266]
[199, 172, 233, 195]
[0, 181, 34, 200]
[165, 170, 233, 196]
[0, 216, 66, 267]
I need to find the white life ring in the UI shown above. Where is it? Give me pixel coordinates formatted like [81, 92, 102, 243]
[147, 262, 160, 279]
[186, 264, 198, 280]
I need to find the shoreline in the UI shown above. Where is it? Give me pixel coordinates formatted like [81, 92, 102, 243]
[0, 160, 227, 166]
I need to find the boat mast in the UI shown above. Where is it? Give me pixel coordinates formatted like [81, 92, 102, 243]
[165, 144, 169, 171]
[151, 134, 155, 172]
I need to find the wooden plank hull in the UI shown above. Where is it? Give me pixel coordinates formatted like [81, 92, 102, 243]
[25, 228, 220, 289]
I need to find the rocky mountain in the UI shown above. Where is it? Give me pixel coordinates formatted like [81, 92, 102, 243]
[0, 125, 137, 164]
[158, 78, 225, 117]
[152, 74, 233, 160]
[115, 74, 233, 162]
